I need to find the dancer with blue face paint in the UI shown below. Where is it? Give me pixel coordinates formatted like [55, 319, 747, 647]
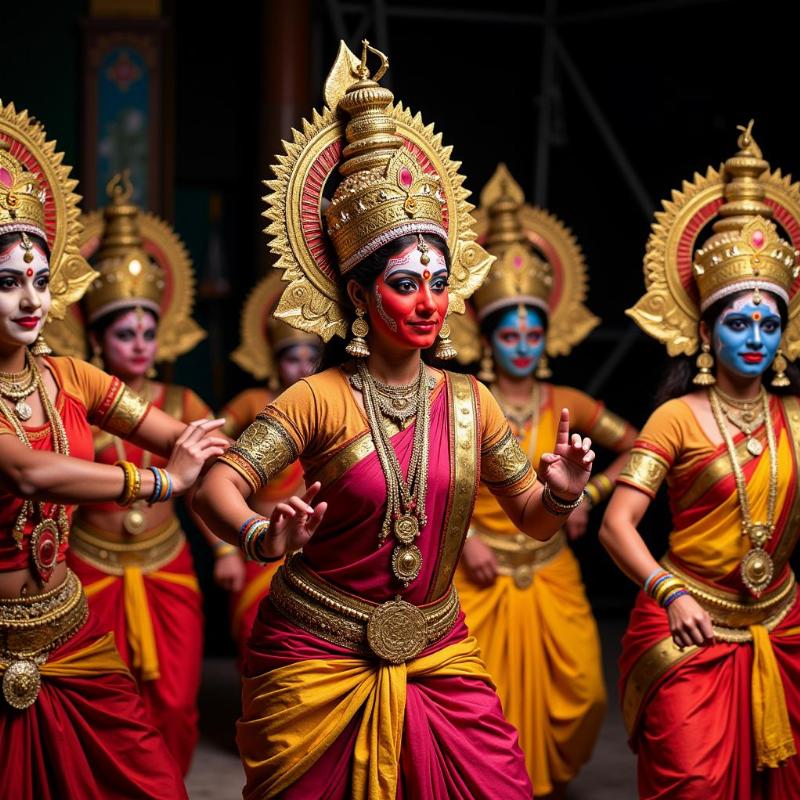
[602, 123, 800, 798]
[450, 164, 639, 799]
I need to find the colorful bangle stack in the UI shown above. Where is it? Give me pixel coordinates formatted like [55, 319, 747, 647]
[643, 568, 689, 608]
[541, 483, 583, 516]
[584, 473, 614, 508]
[213, 540, 239, 559]
[146, 466, 173, 504]
[239, 515, 278, 563]
[115, 460, 141, 507]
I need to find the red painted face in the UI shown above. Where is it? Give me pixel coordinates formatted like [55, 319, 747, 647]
[368, 240, 449, 350]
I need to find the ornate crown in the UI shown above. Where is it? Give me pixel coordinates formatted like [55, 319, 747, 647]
[263, 40, 491, 341]
[630, 121, 800, 359]
[232, 271, 321, 385]
[0, 100, 96, 321]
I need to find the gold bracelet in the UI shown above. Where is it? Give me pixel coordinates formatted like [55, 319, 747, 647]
[115, 460, 139, 506]
[653, 578, 686, 606]
[584, 483, 602, 507]
[541, 483, 583, 516]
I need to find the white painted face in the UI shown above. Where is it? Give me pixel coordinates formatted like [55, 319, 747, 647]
[0, 238, 51, 353]
[277, 343, 321, 387]
[97, 307, 159, 381]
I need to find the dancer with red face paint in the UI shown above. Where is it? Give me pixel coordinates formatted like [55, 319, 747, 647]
[194, 41, 596, 800]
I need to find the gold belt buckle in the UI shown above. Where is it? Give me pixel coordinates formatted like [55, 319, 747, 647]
[513, 563, 533, 590]
[2, 658, 42, 709]
[366, 598, 428, 664]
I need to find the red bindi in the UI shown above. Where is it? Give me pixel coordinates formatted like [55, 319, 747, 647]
[26, 268, 33, 277]
[753, 312, 762, 321]
[423, 269, 431, 280]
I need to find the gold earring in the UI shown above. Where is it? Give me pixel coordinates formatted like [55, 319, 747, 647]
[345, 307, 370, 358]
[771, 348, 790, 388]
[146, 365, 157, 380]
[91, 343, 104, 370]
[536, 352, 552, 379]
[693, 343, 715, 386]
[30, 334, 52, 356]
[478, 342, 495, 383]
[434, 317, 457, 360]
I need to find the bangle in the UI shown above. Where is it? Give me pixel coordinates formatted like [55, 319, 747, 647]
[115, 461, 141, 506]
[591, 473, 614, 500]
[146, 467, 174, 504]
[653, 578, 686, 606]
[213, 541, 238, 560]
[662, 588, 689, 608]
[239, 516, 269, 558]
[242, 520, 274, 562]
[643, 568, 668, 594]
[541, 483, 583, 516]
[583, 483, 601, 508]
[162, 470, 173, 501]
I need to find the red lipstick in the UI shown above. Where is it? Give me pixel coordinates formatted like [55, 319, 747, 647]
[512, 357, 533, 369]
[741, 353, 764, 364]
[13, 316, 40, 330]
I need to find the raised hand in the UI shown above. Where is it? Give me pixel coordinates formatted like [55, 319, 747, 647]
[539, 408, 595, 501]
[167, 419, 229, 494]
[261, 482, 328, 559]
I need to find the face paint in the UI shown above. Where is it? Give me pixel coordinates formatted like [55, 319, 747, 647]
[277, 343, 321, 387]
[0, 245, 51, 353]
[491, 305, 546, 379]
[712, 291, 782, 379]
[100, 307, 159, 381]
[368, 241, 449, 350]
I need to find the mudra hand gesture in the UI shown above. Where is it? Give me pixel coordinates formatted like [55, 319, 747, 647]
[538, 408, 595, 501]
[261, 482, 328, 559]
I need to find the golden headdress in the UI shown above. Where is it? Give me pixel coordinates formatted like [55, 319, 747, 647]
[450, 163, 598, 363]
[231, 270, 321, 387]
[0, 100, 96, 320]
[263, 40, 492, 341]
[46, 172, 205, 362]
[629, 121, 800, 358]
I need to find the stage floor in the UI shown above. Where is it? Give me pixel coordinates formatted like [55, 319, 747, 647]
[185, 618, 638, 798]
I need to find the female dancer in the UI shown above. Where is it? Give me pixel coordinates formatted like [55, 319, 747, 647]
[195, 41, 595, 799]
[452, 163, 637, 797]
[601, 122, 800, 797]
[0, 101, 225, 798]
[48, 173, 211, 774]
[218, 271, 320, 652]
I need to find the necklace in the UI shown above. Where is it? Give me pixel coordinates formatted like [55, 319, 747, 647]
[356, 360, 431, 587]
[708, 387, 777, 596]
[0, 354, 71, 584]
[0, 352, 38, 421]
[490, 381, 541, 460]
[714, 385, 766, 456]
[350, 369, 435, 425]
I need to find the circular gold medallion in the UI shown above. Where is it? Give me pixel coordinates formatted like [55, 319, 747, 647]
[741, 548, 774, 596]
[123, 507, 147, 536]
[366, 599, 427, 663]
[391, 544, 422, 585]
[513, 564, 533, 590]
[747, 438, 763, 457]
[2, 659, 41, 709]
[352, 317, 369, 338]
[393, 514, 420, 544]
[15, 400, 32, 421]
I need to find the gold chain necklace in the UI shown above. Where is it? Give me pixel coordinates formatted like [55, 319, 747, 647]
[490, 381, 541, 461]
[708, 387, 778, 596]
[0, 353, 71, 584]
[356, 360, 431, 587]
[714, 385, 766, 456]
[350, 369, 435, 425]
[0, 353, 38, 421]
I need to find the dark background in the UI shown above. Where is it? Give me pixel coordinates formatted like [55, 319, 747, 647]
[4, 0, 795, 652]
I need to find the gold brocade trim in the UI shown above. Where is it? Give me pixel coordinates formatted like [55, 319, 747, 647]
[618, 448, 669, 496]
[269, 553, 459, 661]
[589, 409, 629, 449]
[427, 372, 479, 601]
[0, 570, 88, 659]
[481, 428, 535, 494]
[222, 414, 299, 491]
[69, 518, 183, 576]
[476, 529, 566, 590]
[102, 384, 150, 437]
[306, 432, 375, 489]
[771, 397, 800, 575]
[622, 636, 700, 736]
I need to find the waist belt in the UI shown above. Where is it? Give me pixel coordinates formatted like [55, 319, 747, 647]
[476, 528, 566, 589]
[71, 517, 184, 576]
[0, 569, 88, 709]
[269, 553, 460, 664]
[661, 555, 797, 642]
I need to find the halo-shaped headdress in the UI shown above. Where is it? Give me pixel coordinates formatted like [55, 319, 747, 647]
[263, 40, 492, 341]
[231, 270, 321, 388]
[0, 100, 96, 320]
[450, 163, 598, 363]
[46, 172, 206, 362]
[629, 121, 800, 359]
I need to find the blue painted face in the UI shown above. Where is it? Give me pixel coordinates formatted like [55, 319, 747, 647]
[712, 292, 782, 379]
[490, 305, 546, 379]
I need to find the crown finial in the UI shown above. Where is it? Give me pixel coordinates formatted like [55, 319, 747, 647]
[106, 170, 134, 204]
[355, 39, 389, 83]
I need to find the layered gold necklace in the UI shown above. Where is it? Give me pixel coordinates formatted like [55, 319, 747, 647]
[350, 368, 435, 426]
[708, 387, 777, 596]
[0, 351, 70, 584]
[0, 355, 38, 421]
[354, 360, 431, 587]
[714, 385, 766, 456]
[491, 381, 541, 460]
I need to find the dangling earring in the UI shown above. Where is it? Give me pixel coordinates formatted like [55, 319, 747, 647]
[536, 352, 552, 379]
[771, 348, 790, 388]
[146, 365, 157, 380]
[478, 342, 495, 383]
[91, 343, 104, 370]
[30, 334, 52, 356]
[434, 317, 457, 360]
[345, 307, 370, 358]
[693, 342, 715, 386]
